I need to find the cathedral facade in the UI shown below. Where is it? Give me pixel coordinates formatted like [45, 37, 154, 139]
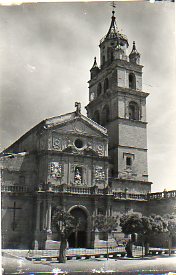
[1, 10, 175, 250]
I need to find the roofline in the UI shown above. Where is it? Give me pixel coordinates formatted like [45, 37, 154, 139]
[2, 120, 46, 154]
[2, 111, 108, 153]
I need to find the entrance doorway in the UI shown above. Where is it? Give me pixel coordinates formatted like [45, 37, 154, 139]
[68, 207, 87, 248]
[68, 231, 87, 248]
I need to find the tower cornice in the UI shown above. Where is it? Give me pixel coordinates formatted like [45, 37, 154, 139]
[88, 59, 143, 86]
[86, 88, 149, 109]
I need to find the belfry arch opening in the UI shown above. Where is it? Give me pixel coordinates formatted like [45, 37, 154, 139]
[68, 207, 88, 248]
[104, 78, 109, 93]
[129, 73, 136, 89]
[101, 105, 110, 126]
[129, 101, 139, 120]
[97, 83, 102, 97]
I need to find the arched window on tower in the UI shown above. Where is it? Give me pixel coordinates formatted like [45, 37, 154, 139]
[104, 78, 109, 93]
[93, 110, 100, 124]
[129, 73, 136, 89]
[128, 101, 139, 120]
[101, 105, 110, 126]
[97, 83, 102, 97]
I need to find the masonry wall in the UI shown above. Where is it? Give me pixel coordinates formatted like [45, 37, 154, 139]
[111, 179, 151, 194]
[146, 197, 176, 216]
[2, 194, 36, 249]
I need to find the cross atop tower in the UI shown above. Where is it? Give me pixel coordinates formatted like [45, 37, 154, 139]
[110, 1, 116, 14]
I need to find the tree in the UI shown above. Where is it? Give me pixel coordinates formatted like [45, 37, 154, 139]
[94, 214, 118, 260]
[164, 214, 176, 256]
[143, 214, 167, 255]
[52, 207, 77, 263]
[120, 213, 143, 257]
[120, 213, 167, 256]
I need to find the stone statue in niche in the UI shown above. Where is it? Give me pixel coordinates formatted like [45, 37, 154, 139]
[74, 167, 82, 185]
[95, 166, 105, 183]
[49, 162, 63, 180]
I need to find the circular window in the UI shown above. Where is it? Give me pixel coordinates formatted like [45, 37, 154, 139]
[75, 139, 83, 149]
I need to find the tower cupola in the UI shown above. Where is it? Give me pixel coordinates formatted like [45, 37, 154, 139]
[129, 41, 140, 64]
[99, 10, 129, 68]
[90, 57, 99, 79]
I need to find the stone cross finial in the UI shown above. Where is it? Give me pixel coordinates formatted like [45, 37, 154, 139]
[75, 102, 81, 115]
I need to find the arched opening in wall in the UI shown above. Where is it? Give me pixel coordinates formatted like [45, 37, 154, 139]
[101, 105, 110, 126]
[129, 73, 136, 89]
[104, 78, 109, 93]
[68, 207, 88, 248]
[93, 110, 100, 124]
[97, 83, 102, 97]
[129, 101, 139, 120]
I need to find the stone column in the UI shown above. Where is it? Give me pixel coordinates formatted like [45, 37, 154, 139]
[36, 198, 41, 231]
[106, 165, 108, 187]
[67, 156, 70, 184]
[43, 199, 47, 229]
[47, 201, 52, 232]
[91, 199, 98, 248]
[34, 197, 41, 250]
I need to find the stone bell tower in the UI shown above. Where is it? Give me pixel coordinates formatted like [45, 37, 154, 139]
[86, 10, 151, 193]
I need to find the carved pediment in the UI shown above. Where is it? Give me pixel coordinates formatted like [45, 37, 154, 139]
[45, 112, 107, 137]
[50, 132, 107, 157]
[52, 119, 105, 138]
[47, 116, 108, 157]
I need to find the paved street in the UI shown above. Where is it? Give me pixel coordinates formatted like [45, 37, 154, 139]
[2, 254, 176, 274]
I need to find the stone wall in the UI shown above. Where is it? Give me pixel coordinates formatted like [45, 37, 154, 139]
[2, 194, 35, 249]
[111, 178, 151, 194]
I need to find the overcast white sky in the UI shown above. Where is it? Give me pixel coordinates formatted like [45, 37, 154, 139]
[0, 1, 175, 192]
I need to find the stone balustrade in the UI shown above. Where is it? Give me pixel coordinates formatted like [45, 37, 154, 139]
[2, 182, 176, 202]
[1, 185, 31, 193]
[148, 190, 176, 200]
[43, 184, 176, 201]
[128, 193, 147, 200]
[112, 191, 147, 200]
[51, 185, 92, 194]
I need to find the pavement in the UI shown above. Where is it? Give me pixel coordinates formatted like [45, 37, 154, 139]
[2, 253, 176, 274]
